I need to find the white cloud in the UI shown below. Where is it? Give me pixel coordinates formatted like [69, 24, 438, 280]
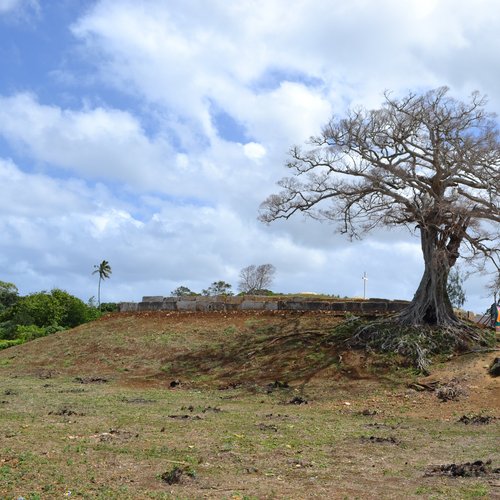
[243, 142, 266, 162]
[1, 0, 498, 313]
[0, 93, 178, 190]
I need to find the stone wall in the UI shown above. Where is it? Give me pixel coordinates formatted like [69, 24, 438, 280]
[118, 296, 410, 315]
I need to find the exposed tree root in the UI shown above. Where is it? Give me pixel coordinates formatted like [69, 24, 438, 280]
[341, 316, 494, 373]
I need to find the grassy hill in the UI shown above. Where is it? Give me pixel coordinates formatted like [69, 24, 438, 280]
[0, 311, 498, 499]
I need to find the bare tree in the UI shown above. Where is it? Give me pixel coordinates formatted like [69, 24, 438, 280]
[238, 264, 276, 294]
[260, 87, 500, 331]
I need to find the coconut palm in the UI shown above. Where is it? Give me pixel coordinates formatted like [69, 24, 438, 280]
[92, 260, 112, 309]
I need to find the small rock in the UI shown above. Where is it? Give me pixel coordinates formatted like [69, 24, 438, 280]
[489, 358, 500, 377]
[288, 396, 308, 405]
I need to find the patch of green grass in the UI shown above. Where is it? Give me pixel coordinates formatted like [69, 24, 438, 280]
[223, 325, 238, 335]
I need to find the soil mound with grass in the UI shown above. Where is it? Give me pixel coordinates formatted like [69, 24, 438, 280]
[0, 310, 498, 405]
[0, 311, 499, 499]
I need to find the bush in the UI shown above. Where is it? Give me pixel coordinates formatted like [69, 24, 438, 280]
[15, 324, 50, 342]
[9, 292, 64, 328]
[0, 320, 18, 340]
[0, 281, 19, 311]
[0, 338, 24, 350]
[51, 289, 91, 327]
[0, 287, 105, 349]
[99, 302, 118, 312]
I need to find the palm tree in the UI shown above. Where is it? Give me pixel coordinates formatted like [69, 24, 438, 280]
[92, 260, 112, 309]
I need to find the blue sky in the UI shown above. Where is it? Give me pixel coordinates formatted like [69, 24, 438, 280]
[0, 0, 499, 312]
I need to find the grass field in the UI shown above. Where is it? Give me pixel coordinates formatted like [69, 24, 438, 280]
[0, 311, 498, 499]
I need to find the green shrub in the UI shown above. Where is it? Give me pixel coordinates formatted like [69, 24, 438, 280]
[15, 324, 50, 341]
[99, 302, 118, 312]
[0, 320, 18, 340]
[9, 292, 63, 328]
[51, 289, 91, 327]
[0, 281, 19, 312]
[0, 338, 24, 350]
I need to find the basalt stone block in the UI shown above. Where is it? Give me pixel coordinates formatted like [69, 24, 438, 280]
[204, 302, 231, 312]
[138, 301, 164, 311]
[303, 301, 332, 311]
[387, 301, 408, 312]
[342, 301, 362, 312]
[279, 301, 302, 311]
[142, 296, 165, 302]
[241, 300, 265, 310]
[160, 299, 176, 311]
[118, 302, 138, 312]
[177, 300, 197, 311]
[330, 302, 348, 312]
[263, 301, 278, 310]
[361, 301, 388, 313]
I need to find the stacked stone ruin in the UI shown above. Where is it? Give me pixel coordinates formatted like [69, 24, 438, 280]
[119, 296, 411, 315]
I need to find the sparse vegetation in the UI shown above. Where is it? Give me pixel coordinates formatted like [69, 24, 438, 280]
[0, 310, 498, 499]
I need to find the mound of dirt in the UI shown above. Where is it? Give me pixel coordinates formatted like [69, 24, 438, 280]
[0, 311, 498, 422]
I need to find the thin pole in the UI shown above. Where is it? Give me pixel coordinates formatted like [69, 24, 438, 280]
[362, 271, 368, 299]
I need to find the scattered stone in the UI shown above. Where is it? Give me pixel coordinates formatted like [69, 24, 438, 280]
[180, 405, 221, 413]
[361, 435, 399, 445]
[169, 380, 181, 388]
[95, 428, 138, 442]
[161, 466, 195, 485]
[266, 380, 290, 393]
[49, 407, 82, 417]
[288, 458, 313, 468]
[436, 381, 466, 402]
[365, 423, 397, 430]
[360, 409, 378, 416]
[257, 423, 278, 432]
[4, 389, 17, 396]
[458, 414, 496, 425]
[265, 413, 289, 419]
[201, 406, 222, 413]
[288, 396, 308, 405]
[489, 358, 500, 377]
[408, 381, 439, 392]
[425, 460, 499, 477]
[74, 376, 109, 384]
[168, 414, 202, 420]
[58, 388, 85, 394]
[123, 398, 155, 404]
[218, 382, 241, 390]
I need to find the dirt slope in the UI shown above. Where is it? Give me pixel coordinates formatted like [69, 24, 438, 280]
[1, 310, 498, 418]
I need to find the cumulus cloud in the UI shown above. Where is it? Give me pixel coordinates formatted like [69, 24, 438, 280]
[1, 0, 498, 312]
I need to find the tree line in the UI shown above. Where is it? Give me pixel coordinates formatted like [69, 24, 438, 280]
[0, 281, 117, 350]
[171, 264, 276, 297]
[0, 260, 115, 350]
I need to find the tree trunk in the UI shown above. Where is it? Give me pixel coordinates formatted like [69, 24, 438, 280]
[397, 226, 460, 326]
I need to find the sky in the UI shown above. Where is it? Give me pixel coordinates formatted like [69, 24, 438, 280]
[0, 0, 499, 312]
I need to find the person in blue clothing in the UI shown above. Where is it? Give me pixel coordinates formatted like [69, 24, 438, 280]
[490, 300, 500, 335]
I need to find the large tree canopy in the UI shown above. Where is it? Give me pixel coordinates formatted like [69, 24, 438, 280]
[260, 87, 500, 327]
